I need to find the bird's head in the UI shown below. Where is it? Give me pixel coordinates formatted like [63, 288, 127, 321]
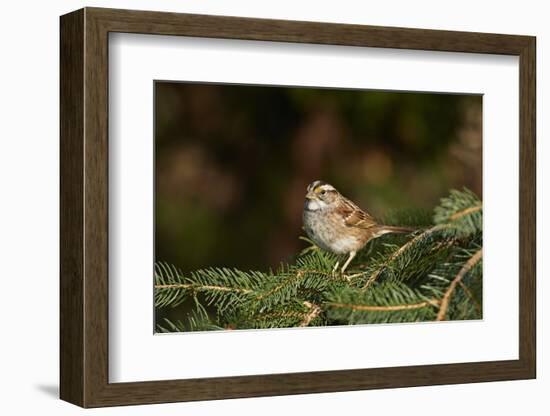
[305, 180, 340, 210]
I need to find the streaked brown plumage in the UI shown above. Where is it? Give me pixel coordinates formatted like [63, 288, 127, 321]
[303, 180, 413, 274]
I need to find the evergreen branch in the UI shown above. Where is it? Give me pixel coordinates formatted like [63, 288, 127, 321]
[300, 301, 322, 327]
[327, 299, 439, 312]
[155, 283, 253, 294]
[326, 281, 440, 324]
[240, 301, 317, 328]
[436, 248, 483, 321]
[248, 301, 323, 328]
[255, 310, 306, 321]
[154, 263, 265, 309]
[253, 254, 341, 307]
[361, 224, 451, 290]
[433, 189, 482, 237]
[253, 266, 339, 302]
[458, 281, 481, 314]
[449, 204, 482, 221]
[255, 270, 307, 301]
[157, 303, 224, 332]
[154, 189, 483, 331]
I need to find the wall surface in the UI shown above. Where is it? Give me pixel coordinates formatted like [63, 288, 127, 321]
[0, 0, 546, 414]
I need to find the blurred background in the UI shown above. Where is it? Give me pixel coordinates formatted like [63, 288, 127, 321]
[155, 82, 482, 274]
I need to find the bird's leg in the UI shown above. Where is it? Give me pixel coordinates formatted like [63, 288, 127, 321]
[332, 261, 340, 273]
[341, 251, 357, 275]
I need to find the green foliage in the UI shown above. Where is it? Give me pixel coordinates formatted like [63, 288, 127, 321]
[155, 189, 483, 332]
[433, 188, 482, 236]
[326, 282, 438, 324]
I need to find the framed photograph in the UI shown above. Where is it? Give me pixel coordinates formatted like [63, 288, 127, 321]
[60, 7, 536, 408]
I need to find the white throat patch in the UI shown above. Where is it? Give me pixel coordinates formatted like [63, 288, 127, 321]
[306, 199, 326, 211]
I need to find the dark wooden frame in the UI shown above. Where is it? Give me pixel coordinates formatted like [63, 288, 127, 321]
[60, 7, 536, 408]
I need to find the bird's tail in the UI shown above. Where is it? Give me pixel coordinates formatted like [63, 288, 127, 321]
[376, 225, 416, 235]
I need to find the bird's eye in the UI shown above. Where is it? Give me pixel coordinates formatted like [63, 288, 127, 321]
[320, 190, 326, 195]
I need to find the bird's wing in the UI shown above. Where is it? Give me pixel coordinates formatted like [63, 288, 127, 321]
[339, 198, 378, 229]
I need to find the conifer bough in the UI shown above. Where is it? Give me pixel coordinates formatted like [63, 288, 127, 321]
[155, 189, 483, 332]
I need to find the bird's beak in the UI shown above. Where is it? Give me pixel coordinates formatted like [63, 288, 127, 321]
[305, 191, 317, 200]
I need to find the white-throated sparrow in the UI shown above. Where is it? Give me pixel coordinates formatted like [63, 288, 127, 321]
[303, 180, 413, 274]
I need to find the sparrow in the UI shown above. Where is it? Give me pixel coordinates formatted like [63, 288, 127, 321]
[303, 180, 413, 273]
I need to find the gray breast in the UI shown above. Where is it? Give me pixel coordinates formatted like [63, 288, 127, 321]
[303, 207, 334, 253]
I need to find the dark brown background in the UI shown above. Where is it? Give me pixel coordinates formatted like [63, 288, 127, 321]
[155, 82, 482, 274]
